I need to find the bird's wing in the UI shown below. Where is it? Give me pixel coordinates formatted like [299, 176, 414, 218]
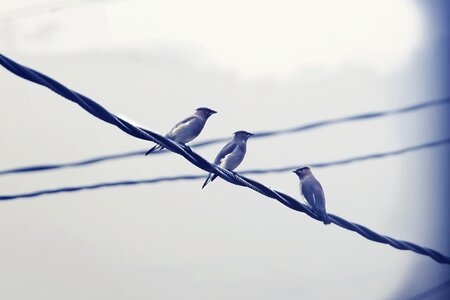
[201, 142, 237, 189]
[302, 177, 326, 210]
[166, 116, 198, 139]
[219, 144, 246, 170]
[213, 141, 238, 165]
[312, 193, 326, 211]
[301, 180, 315, 207]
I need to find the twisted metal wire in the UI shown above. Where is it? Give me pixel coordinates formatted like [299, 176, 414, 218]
[1, 53, 449, 264]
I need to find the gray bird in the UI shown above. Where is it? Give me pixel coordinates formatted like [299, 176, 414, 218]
[202, 130, 253, 189]
[293, 166, 331, 224]
[145, 107, 217, 155]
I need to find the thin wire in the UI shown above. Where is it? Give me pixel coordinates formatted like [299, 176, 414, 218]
[242, 138, 450, 174]
[0, 175, 205, 200]
[405, 279, 450, 300]
[0, 150, 143, 176]
[1, 53, 449, 265]
[0, 97, 448, 176]
[1, 138, 448, 200]
[0, 0, 127, 22]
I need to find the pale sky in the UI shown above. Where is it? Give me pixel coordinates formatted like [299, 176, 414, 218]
[1, 0, 424, 78]
[107, 0, 424, 78]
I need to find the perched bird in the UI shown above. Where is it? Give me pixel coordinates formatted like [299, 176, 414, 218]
[293, 167, 331, 224]
[145, 107, 217, 155]
[202, 131, 253, 189]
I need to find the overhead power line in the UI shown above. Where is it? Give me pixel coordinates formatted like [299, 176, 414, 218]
[0, 97, 448, 177]
[405, 279, 450, 300]
[1, 138, 449, 200]
[0, 53, 449, 264]
[0, 175, 203, 200]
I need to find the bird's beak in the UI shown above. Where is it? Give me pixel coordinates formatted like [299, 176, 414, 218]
[247, 133, 254, 137]
[210, 110, 217, 114]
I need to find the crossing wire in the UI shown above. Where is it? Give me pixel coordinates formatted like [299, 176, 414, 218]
[0, 97, 448, 176]
[1, 53, 449, 265]
[1, 138, 449, 200]
[405, 279, 450, 300]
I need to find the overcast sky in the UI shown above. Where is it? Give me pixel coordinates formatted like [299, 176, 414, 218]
[0, 1, 449, 299]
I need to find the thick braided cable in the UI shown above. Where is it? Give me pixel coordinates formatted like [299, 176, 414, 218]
[1, 54, 449, 264]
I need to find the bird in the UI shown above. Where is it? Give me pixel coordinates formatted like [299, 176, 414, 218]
[202, 130, 253, 189]
[145, 107, 217, 155]
[293, 166, 331, 225]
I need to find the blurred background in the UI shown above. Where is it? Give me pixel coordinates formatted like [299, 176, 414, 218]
[0, 0, 449, 299]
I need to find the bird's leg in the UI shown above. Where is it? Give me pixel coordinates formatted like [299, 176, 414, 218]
[180, 143, 193, 153]
[229, 169, 239, 176]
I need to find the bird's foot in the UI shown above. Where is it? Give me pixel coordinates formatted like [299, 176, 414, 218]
[181, 144, 193, 153]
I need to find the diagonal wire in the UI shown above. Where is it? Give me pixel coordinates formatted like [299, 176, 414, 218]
[0, 175, 203, 200]
[405, 279, 450, 300]
[0, 97, 448, 177]
[242, 138, 450, 174]
[1, 53, 449, 265]
[0, 150, 143, 176]
[0, 175, 205, 200]
[0, 0, 128, 22]
[1, 138, 449, 200]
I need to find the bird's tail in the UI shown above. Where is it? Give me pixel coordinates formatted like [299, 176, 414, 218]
[201, 173, 218, 189]
[321, 212, 331, 225]
[145, 144, 164, 155]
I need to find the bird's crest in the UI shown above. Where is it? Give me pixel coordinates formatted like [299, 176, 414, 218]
[233, 130, 253, 137]
[293, 166, 312, 178]
[196, 107, 217, 114]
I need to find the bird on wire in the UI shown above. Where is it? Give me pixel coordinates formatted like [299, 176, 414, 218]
[202, 130, 253, 189]
[293, 166, 331, 224]
[145, 107, 217, 155]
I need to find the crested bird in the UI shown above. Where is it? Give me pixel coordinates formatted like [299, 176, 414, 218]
[145, 107, 217, 155]
[202, 131, 253, 189]
[293, 166, 331, 225]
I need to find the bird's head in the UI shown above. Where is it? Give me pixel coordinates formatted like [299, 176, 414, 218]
[293, 166, 312, 179]
[233, 130, 253, 140]
[196, 107, 217, 117]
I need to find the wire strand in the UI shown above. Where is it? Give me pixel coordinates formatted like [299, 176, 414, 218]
[0, 96, 448, 176]
[405, 279, 450, 300]
[1, 138, 448, 199]
[1, 53, 449, 265]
